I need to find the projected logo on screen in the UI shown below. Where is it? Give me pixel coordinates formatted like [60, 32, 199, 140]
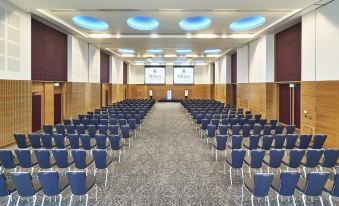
[173, 67, 194, 84]
[149, 69, 162, 79]
[145, 67, 165, 84]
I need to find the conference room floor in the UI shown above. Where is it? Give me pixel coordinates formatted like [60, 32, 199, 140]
[3, 103, 338, 206]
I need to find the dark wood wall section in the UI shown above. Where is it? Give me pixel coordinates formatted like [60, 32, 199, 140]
[294, 84, 301, 128]
[31, 19, 67, 81]
[275, 23, 301, 82]
[123, 62, 128, 85]
[231, 53, 237, 83]
[54, 93, 62, 124]
[279, 84, 291, 125]
[100, 51, 110, 83]
[32, 95, 42, 132]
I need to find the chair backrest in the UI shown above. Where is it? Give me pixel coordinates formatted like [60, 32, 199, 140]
[87, 125, 97, 138]
[248, 135, 260, 150]
[254, 114, 262, 122]
[43, 124, 53, 135]
[304, 149, 324, 167]
[119, 119, 127, 126]
[278, 172, 300, 196]
[268, 149, 285, 168]
[275, 125, 284, 134]
[28, 133, 42, 149]
[92, 149, 108, 169]
[55, 124, 65, 136]
[15, 149, 33, 168]
[312, 134, 327, 149]
[52, 149, 69, 168]
[0, 150, 16, 168]
[288, 149, 305, 168]
[219, 125, 228, 135]
[108, 125, 119, 135]
[109, 118, 118, 125]
[95, 134, 107, 149]
[231, 135, 243, 149]
[67, 171, 87, 196]
[98, 125, 107, 135]
[68, 134, 80, 149]
[10, 172, 35, 197]
[128, 118, 137, 129]
[76, 125, 86, 135]
[253, 173, 274, 197]
[201, 119, 209, 130]
[299, 134, 312, 149]
[80, 134, 92, 150]
[231, 149, 246, 168]
[250, 150, 266, 168]
[63, 119, 72, 125]
[321, 149, 339, 168]
[273, 134, 286, 149]
[263, 125, 272, 135]
[242, 124, 251, 137]
[109, 135, 121, 150]
[13, 133, 29, 149]
[303, 172, 329, 196]
[285, 134, 298, 149]
[253, 124, 262, 135]
[207, 124, 217, 137]
[37, 171, 60, 196]
[71, 149, 87, 169]
[260, 119, 267, 128]
[121, 125, 130, 139]
[261, 135, 273, 150]
[65, 124, 76, 134]
[215, 135, 227, 150]
[270, 120, 278, 129]
[0, 174, 11, 196]
[34, 149, 52, 169]
[231, 125, 241, 135]
[41, 133, 53, 149]
[53, 133, 65, 149]
[286, 125, 296, 134]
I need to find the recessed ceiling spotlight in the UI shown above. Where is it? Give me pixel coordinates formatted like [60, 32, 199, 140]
[127, 16, 159, 31]
[229, 16, 266, 31]
[146, 49, 164, 54]
[203, 49, 222, 55]
[176, 49, 192, 55]
[72, 16, 109, 30]
[179, 16, 211, 31]
[117, 48, 135, 54]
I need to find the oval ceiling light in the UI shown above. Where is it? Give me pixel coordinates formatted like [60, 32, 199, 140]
[179, 16, 211, 31]
[203, 49, 222, 55]
[117, 48, 135, 54]
[127, 16, 159, 31]
[146, 49, 163, 54]
[176, 49, 192, 55]
[229, 16, 266, 31]
[72, 16, 109, 30]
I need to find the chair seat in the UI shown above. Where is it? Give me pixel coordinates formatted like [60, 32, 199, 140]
[106, 156, 113, 167]
[89, 139, 97, 149]
[244, 177, 254, 193]
[296, 177, 307, 192]
[324, 179, 334, 195]
[32, 178, 42, 194]
[263, 155, 270, 165]
[271, 177, 281, 193]
[244, 156, 251, 166]
[85, 175, 96, 192]
[225, 156, 232, 166]
[243, 139, 250, 149]
[58, 176, 70, 192]
[65, 140, 71, 147]
[6, 180, 16, 193]
[86, 157, 94, 166]
[282, 156, 291, 167]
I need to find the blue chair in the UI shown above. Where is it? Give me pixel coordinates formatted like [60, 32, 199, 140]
[0, 173, 15, 206]
[244, 149, 266, 177]
[92, 149, 113, 186]
[11, 172, 41, 206]
[128, 118, 137, 138]
[259, 119, 267, 128]
[200, 119, 209, 138]
[301, 149, 324, 177]
[258, 135, 273, 150]
[263, 149, 285, 173]
[285, 134, 298, 149]
[320, 149, 339, 174]
[212, 135, 227, 161]
[271, 172, 300, 206]
[252, 124, 262, 135]
[95, 134, 110, 149]
[108, 125, 119, 135]
[63, 119, 72, 125]
[0, 150, 19, 172]
[13, 133, 31, 149]
[225, 149, 246, 185]
[242, 124, 251, 137]
[311, 134, 327, 149]
[80, 134, 96, 150]
[43, 124, 53, 135]
[67, 171, 97, 206]
[273, 134, 286, 149]
[65, 124, 76, 135]
[98, 125, 108, 136]
[55, 124, 66, 136]
[90, 119, 99, 129]
[243, 135, 260, 151]
[119, 119, 127, 126]
[28, 133, 42, 149]
[286, 125, 296, 134]
[35, 149, 56, 170]
[324, 173, 339, 206]
[219, 125, 228, 135]
[54, 133, 70, 149]
[231, 125, 241, 136]
[254, 114, 262, 123]
[206, 124, 217, 144]
[37, 171, 69, 206]
[68, 134, 82, 149]
[298, 134, 313, 149]
[121, 125, 132, 148]
[262, 125, 272, 135]
[71, 149, 93, 172]
[100, 119, 108, 126]
[76, 125, 86, 135]
[282, 149, 305, 171]
[109, 135, 125, 163]
[52, 149, 74, 170]
[72, 119, 81, 126]
[227, 135, 243, 150]
[41, 133, 55, 149]
[242, 173, 274, 206]
[87, 125, 97, 139]
[134, 114, 142, 131]
[269, 120, 278, 130]
[109, 118, 118, 125]
[274, 125, 284, 135]
[211, 119, 220, 130]
[296, 172, 329, 206]
[15, 149, 37, 174]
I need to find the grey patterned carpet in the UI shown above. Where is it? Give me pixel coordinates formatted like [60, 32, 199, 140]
[2, 103, 338, 206]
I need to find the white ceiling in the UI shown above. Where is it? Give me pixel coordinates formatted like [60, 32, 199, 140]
[10, 0, 325, 65]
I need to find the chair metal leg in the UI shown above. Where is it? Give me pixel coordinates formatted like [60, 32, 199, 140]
[215, 150, 218, 161]
[302, 195, 307, 206]
[266, 196, 270, 206]
[251, 195, 254, 206]
[95, 185, 98, 201]
[6, 195, 12, 206]
[241, 185, 244, 204]
[69, 194, 73, 206]
[85, 194, 89, 206]
[119, 150, 121, 163]
[16, 196, 20, 206]
[329, 195, 334, 206]
[292, 195, 296, 206]
[105, 168, 108, 186]
[224, 162, 226, 175]
[319, 196, 324, 206]
[241, 168, 244, 185]
[59, 194, 63, 206]
[33, 195, 37, 206]
[42, 195, 46, 206]
[276, 194, 280, 206]
[229, 168, 233, 185]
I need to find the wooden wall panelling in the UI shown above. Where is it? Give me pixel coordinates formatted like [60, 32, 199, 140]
[66, 83, 88, 119]
[265, 83, 278, 121]
[249, 83, 267, 118]
[237, 83, 249, 110]
[88, 83, 101, 112]
[301, 81, 316, 134]
[0, 80, 32, 147]
[111, 84, 125, 103]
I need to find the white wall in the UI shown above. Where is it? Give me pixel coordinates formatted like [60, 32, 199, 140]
[67, 35, 89, 82]
[214, 55, 231, 84]
[0, 0, 31, 80]
[302, 0, 339, 81]
[88, 44, 100, 83]
[128, 64, 211, 84]
[110, 55, 123, 84]
[237, 45, 249, 83]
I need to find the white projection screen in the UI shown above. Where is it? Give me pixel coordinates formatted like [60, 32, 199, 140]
[173, 66, 194, 84]
[144, 66, 166, 84]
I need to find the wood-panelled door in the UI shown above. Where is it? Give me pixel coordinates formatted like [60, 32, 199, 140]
[279, 83, 300, 128]
[32, 95, 42, 132]
[54, 93, 62, 124]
